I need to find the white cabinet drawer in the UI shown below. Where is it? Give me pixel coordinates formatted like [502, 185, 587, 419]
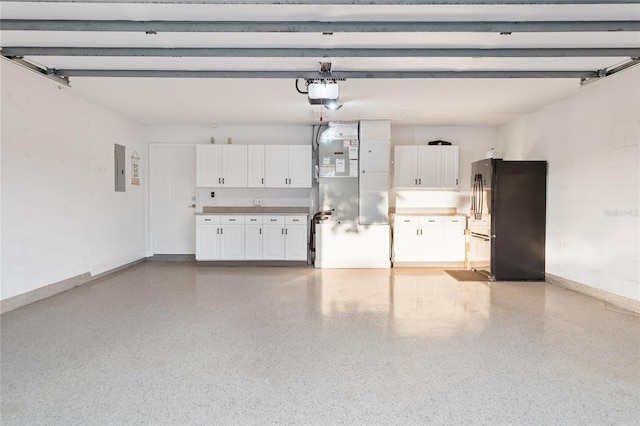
[286, 215, 307, 225]
[220, 215, 244, 225]
[196, 215, 220, 225]
[245, 215, 263, 224]
[422, 216, 443, 226]
[264, 216, 284, 225]
[444, 217, 465, 227]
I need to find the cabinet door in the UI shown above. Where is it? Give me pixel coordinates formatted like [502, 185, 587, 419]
[196, 145, 222, 187]
[392, 216, 420, 261]
[262, 224, 285, 259]
[442, 217, 465, 261]
[440, 145, 459, 189]
[287, 145, 312, 188]
[262, 217, 285, 259]
[284, 225, 307, 261]
[196, 225, 220, 260]
[264, 145, 289, 188]
[220, 224, 245, 260]
[420, 226, 443, 261]
[394, 146, 418, 188]
[247, 145, 265, 187]
[221, 145, 248, 187]
[418, 146, 439, 188]
[245, 215, 263, 260]
[284, 216, 308, 261]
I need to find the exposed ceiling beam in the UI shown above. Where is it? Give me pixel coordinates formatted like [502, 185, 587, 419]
[53, 69, 598, 78]
[4, 47, 639, 58]
[0, 56, 70, 86]
[2, 0, 639, 4]
[2, 19, 639, 33]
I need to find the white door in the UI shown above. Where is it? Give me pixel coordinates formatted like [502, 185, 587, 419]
[152, 145, 196, 254]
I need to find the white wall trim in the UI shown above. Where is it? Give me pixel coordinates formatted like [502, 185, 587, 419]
[0, 258, 145, 315]
[546, 273, 640, 315]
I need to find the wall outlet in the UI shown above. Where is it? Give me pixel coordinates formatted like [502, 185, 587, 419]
[254, 198, 262, 206]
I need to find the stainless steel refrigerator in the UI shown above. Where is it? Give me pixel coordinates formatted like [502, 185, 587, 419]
[468, 159, 547, 281]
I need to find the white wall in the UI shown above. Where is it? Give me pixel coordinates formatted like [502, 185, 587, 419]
[391, 126, 498, 213]
[1, 59, 148, 301]
[498, 66, 640, 302]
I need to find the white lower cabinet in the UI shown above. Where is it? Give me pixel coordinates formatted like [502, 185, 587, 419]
[196, 214, 308, 261]
[284, 216, 308, 260]
[262, 216, 286, 260]
[196, 216, 221, 260]
[392, 215, 465, 264]
[245, 215, 263, 260]
[219, 216, 245, 260]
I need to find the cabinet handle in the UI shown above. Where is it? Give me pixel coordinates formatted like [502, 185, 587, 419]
[218, 178, 221, 184]
[285, 178, 287, 185]
[418, 178, 421, 185]
[456, 179, 458, 185]
[220, 228, 223, 234]
[285, 229, 288, 235]
[421, 229, 423, 235]
[281, 228, 284, 234]
[216, 228, 219, 234]
[260, 228, 262, 235]
[416, 229, 419, 235]
[262, 178, 264, 184]
[415, 178, 418, 185]
[222, 178, 225, 184]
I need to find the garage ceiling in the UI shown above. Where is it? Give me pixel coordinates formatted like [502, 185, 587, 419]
[1, 0, 639, 126]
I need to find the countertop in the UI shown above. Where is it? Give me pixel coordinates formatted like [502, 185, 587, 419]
[196, 206, 309, 215]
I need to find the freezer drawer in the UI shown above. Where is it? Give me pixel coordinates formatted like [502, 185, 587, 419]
[469, 233, 491, 274]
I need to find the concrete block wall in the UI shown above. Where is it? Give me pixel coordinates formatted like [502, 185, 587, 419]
[498, 66, 640, 302]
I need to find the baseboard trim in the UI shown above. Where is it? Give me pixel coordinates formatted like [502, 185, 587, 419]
[545, 273, 640, 315]
[0, 272, 91, 315]
[1, 258, 145, 315]
[147, 254, 196, 262]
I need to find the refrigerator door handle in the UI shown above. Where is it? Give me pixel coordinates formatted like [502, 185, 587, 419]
[478, 175, 484, 217]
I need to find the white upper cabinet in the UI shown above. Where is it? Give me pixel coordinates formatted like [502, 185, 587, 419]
[264, 145, 312, 188]
[287, 145, 312, 188]
[394, 145, 459, 189]
[196, 145, 248, 187]
[197, 144, 310, 189]
[196, 145, 223, 187]
[247, 145, 265, 187]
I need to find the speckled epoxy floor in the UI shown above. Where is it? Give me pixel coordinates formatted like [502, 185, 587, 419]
[1, 263, 639, 425]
